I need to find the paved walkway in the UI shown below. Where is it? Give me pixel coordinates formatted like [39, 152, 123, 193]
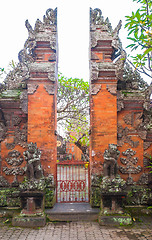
[0, 219, 152, 240]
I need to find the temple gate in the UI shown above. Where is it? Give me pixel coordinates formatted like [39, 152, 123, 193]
[0, 8, 152, 210]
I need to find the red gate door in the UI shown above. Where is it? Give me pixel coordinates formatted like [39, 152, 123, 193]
[56, 162, 89, 203]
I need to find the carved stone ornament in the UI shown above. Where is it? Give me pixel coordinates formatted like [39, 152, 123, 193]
[4, 63, 30, 90]
[27, 84, 38, 95]
[103, 144, 120, 178]
[115, 50, 126, 81]
[119, 149, 142, 174]
[90, 31, 112, 48]
[5, 150, 23, 166]
[117, 100, 124, 112]
[143, 142, 152, 150]
[12, 115, 22, 126]
[137, 173, 149, 185]
[5, 124, 27, 150]
[0, 122, 6, 142]
[106, 84, 117, 96]
[3, 166, 25, 176]
[48, 72, 56, 82]
[20, 90, 28, 114]
[0, 176, 9, 187]
[117, 124, 139, 148]
[143, 157, 149, 167]
[44, 84, 55, 95]
[137, 131, 147, 140]
[43, 8, 57, 26]
[111, 20, 122, 53]
[123, 113, 132, 125]
[23, 142, 43, 180]
[91, 84, 101, 95]
[29, 62, 56, 73]
[123, 112, 147, 140]
[90, 8, 104, 26]
[126, 176, 134, 185]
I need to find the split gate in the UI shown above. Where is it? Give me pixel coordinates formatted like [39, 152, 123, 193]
[56, 162, 90, 203]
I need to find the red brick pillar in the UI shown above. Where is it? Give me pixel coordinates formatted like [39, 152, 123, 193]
[90, 8, 119, 175]
[27, 9, 58, 178]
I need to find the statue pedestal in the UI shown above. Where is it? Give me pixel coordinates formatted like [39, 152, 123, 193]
[12, 191, 46, 227]
[99, 192, 132, 226]
[99, 176, 132, 226]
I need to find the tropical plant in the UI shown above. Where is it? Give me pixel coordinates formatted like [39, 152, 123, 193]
[57, 73, 90, 148]
[125, 0, 152, 79]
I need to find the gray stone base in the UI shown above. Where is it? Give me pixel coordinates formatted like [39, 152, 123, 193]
[12, 215, 46, 228]
[98, 215, 132, 226]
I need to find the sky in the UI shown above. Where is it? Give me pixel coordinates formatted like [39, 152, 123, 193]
[0, 0, 139, 83]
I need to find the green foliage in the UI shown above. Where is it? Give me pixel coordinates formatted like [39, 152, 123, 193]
[125, 0, 152, 78]
[126, 186, 152, 205]
[147, 155, 152, 173]
[57, 73, 89, 145]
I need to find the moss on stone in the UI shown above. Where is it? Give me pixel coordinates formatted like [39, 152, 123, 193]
[0, 90, 21, 99]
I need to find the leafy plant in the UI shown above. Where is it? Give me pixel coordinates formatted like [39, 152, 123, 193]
[125, 0, 152, 79]
[57, 73, 89, 147]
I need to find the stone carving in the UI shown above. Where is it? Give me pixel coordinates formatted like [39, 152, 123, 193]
[0, 122, 6, 142]
[143, 142, 152, 150]
[5, 123, 27, 150]
[117, 124, 139, 148]
[48, 72, 56, 81]
[126, 176, 134, 185]
[3, 167, 25, 175]
[27, 84, 39, 95]
[90, 62, 116, 82]
[137, 131, 147, 140]
[91, 84, 101, 95]
[20, 90, 28, 114]
[11, 175, 19, 187]
[5, 150, 23, 166]
[91, 174, 102, 187]
[0, 176, 9, 187]
[111, 20, 122, 62]
[106, 85, 117, 96]
[5, 142, 16, 150]
[23, 142, 43, 180]
[117, 100, 124, 112]
[137, 173, 149, 185]
[122, 112, 148, 141]
[44, 85, 55, 95]
[119, 62, 148, 91]
[4, 63, 30, 90]
[115, 50, 126, 81]
[101, 175, 126, 193]
[103, 144, 120, 178]
[12, 115, 22, 127]
[43, 8, 57, 25]
[119, 149, 142, 174]
[143, 157, 149, 167]
[0, 109, 6, 142]
[90, 8, 104, 25]
[123, 113, 132, 125]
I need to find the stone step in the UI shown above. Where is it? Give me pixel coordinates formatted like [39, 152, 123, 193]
[45, 203, 100, 221]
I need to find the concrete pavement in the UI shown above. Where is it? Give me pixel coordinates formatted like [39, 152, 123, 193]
[0, 218, 152, 240]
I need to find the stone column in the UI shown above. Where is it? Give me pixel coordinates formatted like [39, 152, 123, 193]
[90, 8, 121, 175]
[27, 9, 58, 177]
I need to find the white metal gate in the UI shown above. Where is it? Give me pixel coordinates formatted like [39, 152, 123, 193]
[56, 162, 89, 203]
